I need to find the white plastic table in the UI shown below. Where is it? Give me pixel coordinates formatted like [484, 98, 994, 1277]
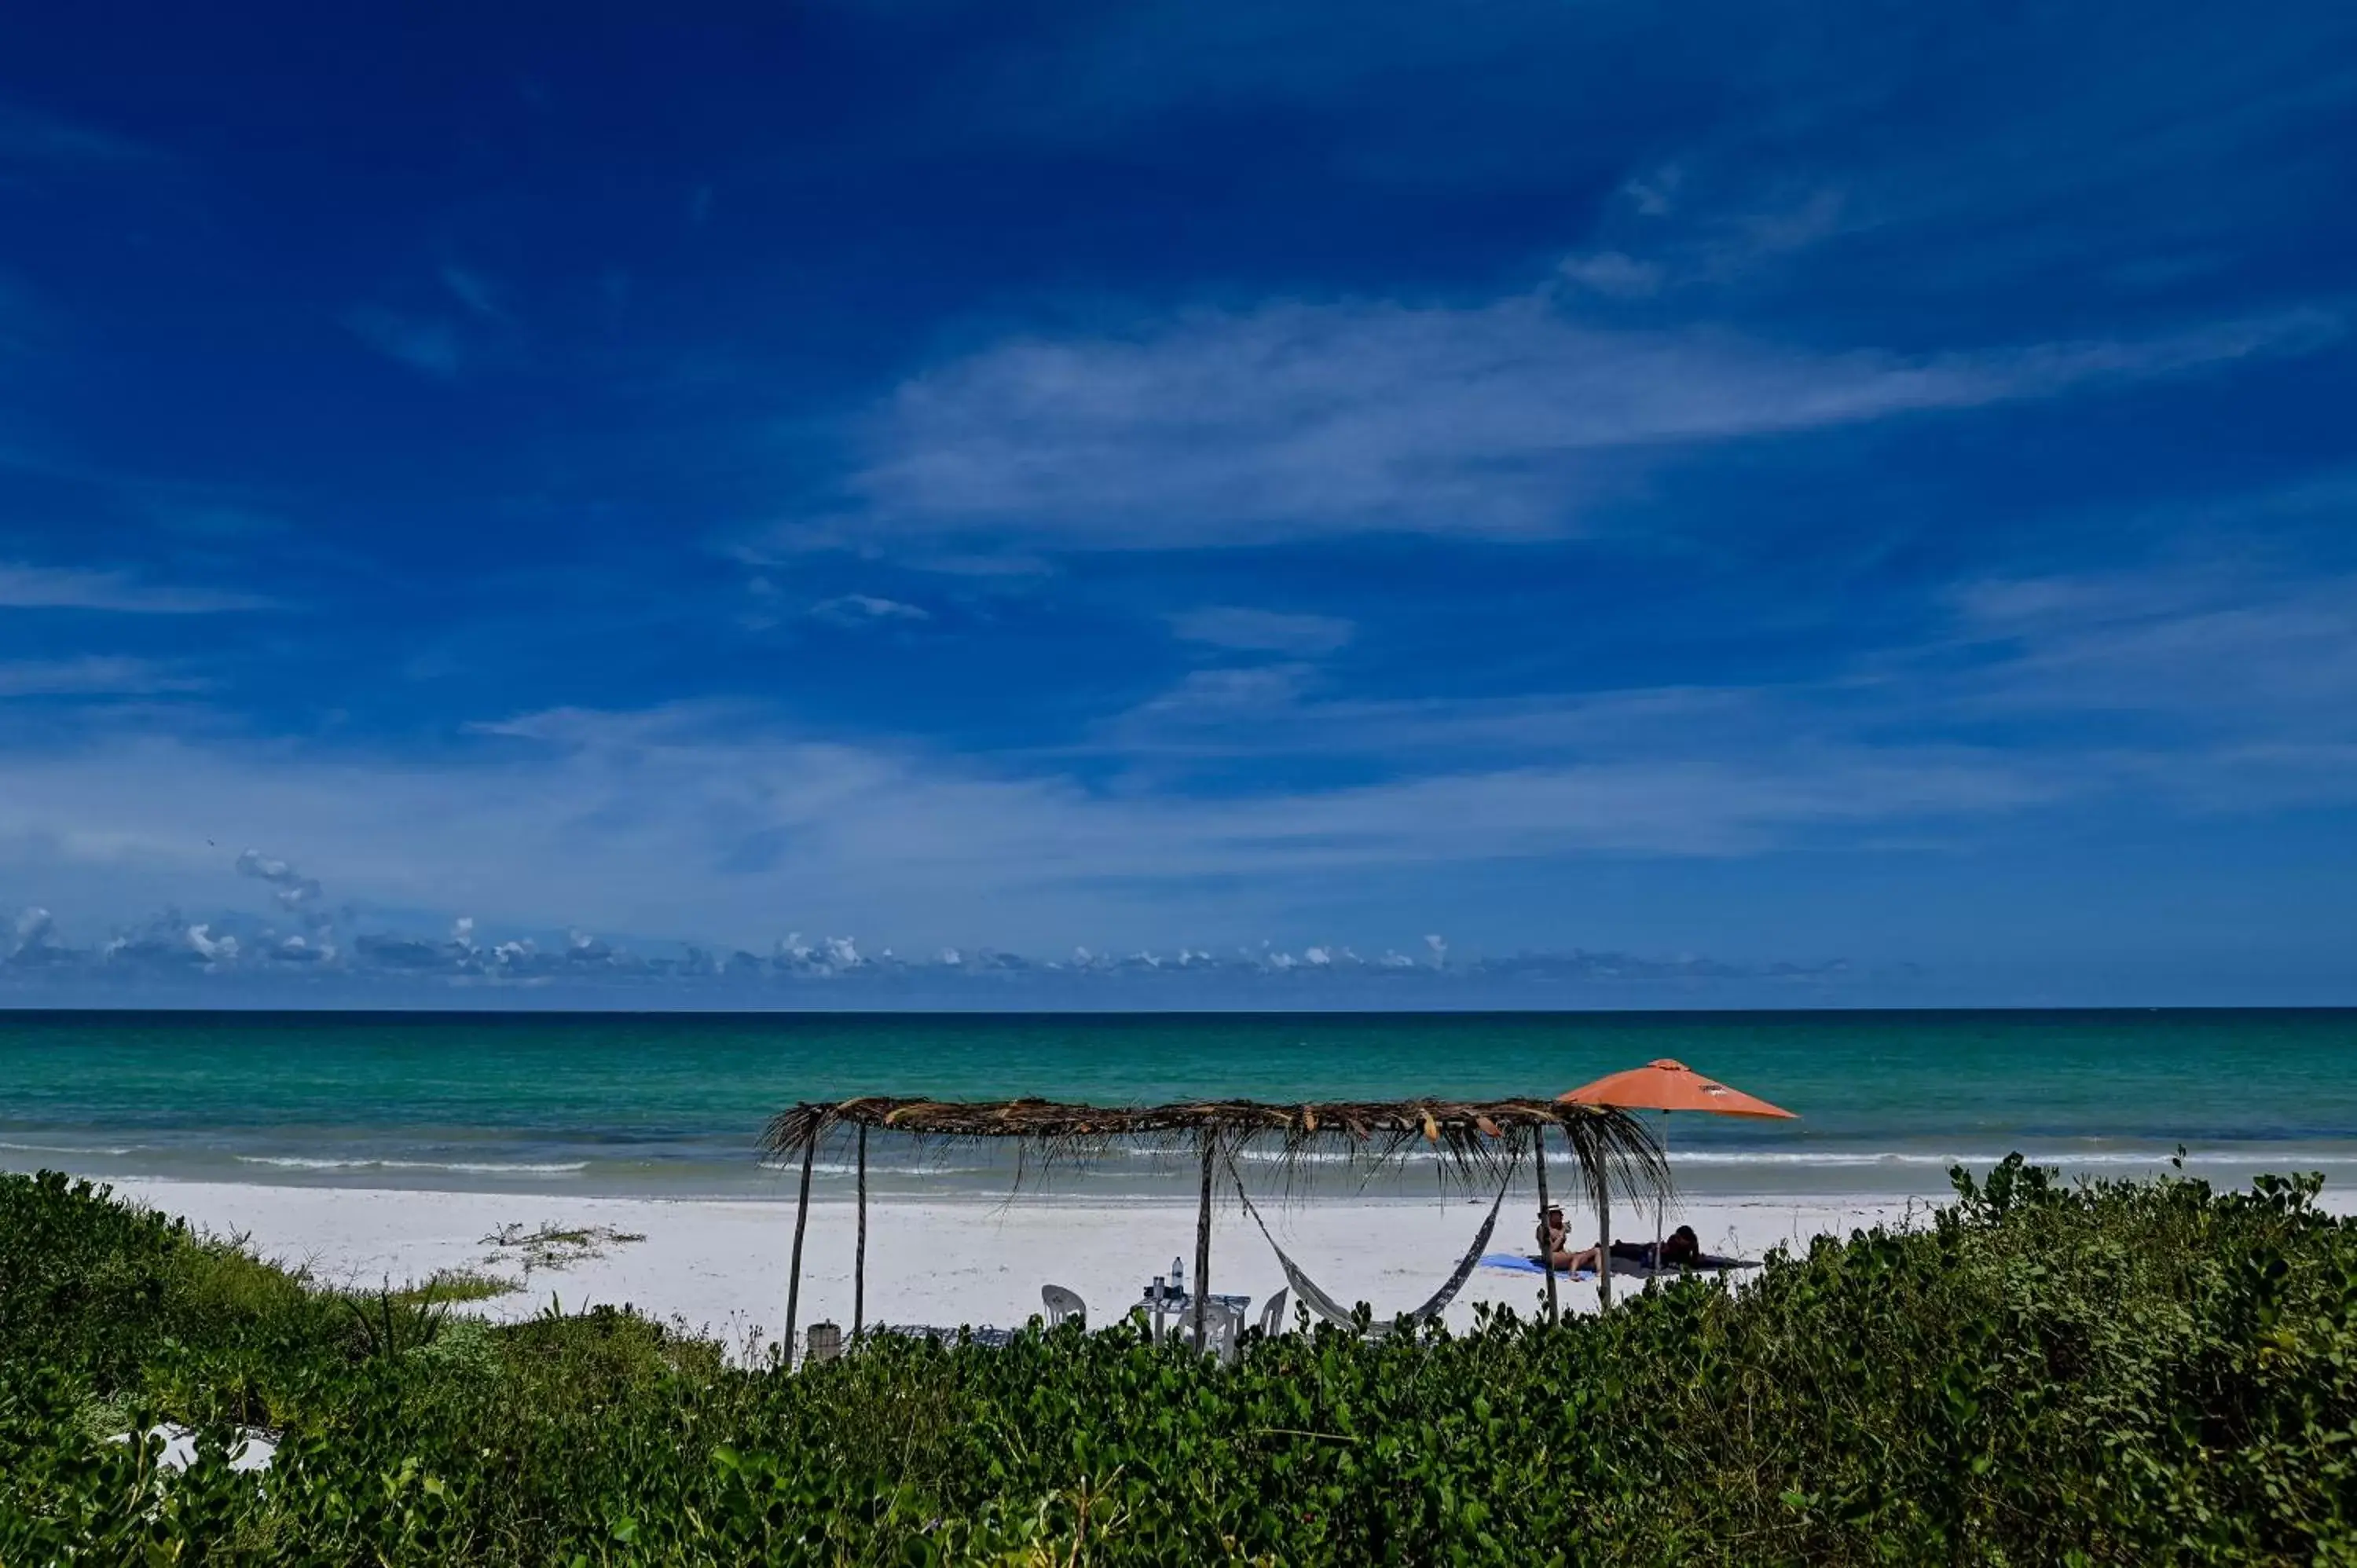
[1138, 1288, 1251, 1342]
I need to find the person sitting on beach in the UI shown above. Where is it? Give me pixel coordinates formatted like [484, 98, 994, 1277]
[1538, 1206, 1618, 1273]
[1537, 1206, 1621, 1273]
[1537, 1204, 1570, 1259]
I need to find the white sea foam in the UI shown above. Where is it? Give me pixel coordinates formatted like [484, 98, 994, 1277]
[233, 1156, 590, 1174]
[1047, 1141, 2355, 1172]
[0, 1140, 137, 1156]
[798, 1161, 984, 1176]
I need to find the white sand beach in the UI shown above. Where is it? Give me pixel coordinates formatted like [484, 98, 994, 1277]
[113, 1178, 1935, 1358]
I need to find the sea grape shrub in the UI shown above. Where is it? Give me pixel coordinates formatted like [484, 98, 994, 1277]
[3, 1162, 2355, 1566]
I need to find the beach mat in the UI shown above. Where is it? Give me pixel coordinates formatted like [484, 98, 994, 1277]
[1479, 1253, 1595, 1280]
[1479, 1252, 1758, 1278]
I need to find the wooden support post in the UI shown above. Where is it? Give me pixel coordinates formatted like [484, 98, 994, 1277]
[1595, 1160, 1614, 1312]
[853, 1123, 868, 1339]
[784, 1134, 816, 1365]
[1193, 1129, 1215, 1352]
[1532, 1122, 1559, 1323]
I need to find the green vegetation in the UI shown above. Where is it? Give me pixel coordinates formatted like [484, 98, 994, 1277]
[4, 1160, 2355, 1564]
[390, 1269, 521, 1307]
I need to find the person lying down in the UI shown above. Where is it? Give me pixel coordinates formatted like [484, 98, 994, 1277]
[1536, 1206, 1704, 1273]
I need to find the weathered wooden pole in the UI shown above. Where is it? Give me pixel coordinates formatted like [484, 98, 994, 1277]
[1594, 1149, 1614, 1312]
[784, 1130, 817, 1365]
[1531, 1121, 1560, 1322]
[852, 1123, 868, 1339]
[1193, 1127, 1215, 1352]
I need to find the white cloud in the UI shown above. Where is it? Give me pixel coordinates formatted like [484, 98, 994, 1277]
[0, 700, 2058, 957]
[1099, 677, 1761, 761]
[1, 548, 2349, 954]
[1552, 186, 1849, 301]
[185, 922, 236, 962]
[1131, 664, 1321, 719]
[812, 280, 2333, 551]
[0, 562, 277, 614]
[1945, 566, 2357, 738]
[0, 657, 203, 698]
[438, 266, 505, 321]
[1556, 251, 1664, 298]
[1168, 606, 1354, 655]
[0, 101, 152, 166]
[235, 848, 325, 915]
[808, 592, 931, 625]
[345, 308, 464, 379]
[1729, 189, 1847, 260]
[1624, 166, 1681, 217]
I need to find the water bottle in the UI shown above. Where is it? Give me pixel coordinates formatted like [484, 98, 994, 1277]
[1171, 1255, 1186, 1299]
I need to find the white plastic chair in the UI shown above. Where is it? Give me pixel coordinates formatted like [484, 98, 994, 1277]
[1201, 1301, 1244, 1364]
[1255, 1288, 1289, 1339]
[1039, 1284, 1087, 1329]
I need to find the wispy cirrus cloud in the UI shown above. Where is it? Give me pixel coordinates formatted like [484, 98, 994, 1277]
[438, 266, 506, 321]
[1556, 185, 1846, 298]
[1949, 567, 2357, 719]
[1556, 251, 1666, 299]
[809, 592, 931, 627]
[0, 562, 278, 614]
[0, 544, 2348, 966]
[0, 657, 204, 698]
[1169, 606, 1354, 655]
[0, 701, 2056, 958]
[1929, 562, 2357, 807]
[1116, 551, 2357, 770]
[794, 280, 2335, 553]
[0, 99, 152, 167]
[344, 307, 465, 379]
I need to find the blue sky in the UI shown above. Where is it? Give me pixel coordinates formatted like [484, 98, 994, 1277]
[2, 1, 2355, 1002]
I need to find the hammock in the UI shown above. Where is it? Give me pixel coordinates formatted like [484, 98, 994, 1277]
[1230, 1163, 1510, 1336]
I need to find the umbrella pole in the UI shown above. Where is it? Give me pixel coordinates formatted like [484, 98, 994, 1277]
[1656, 1112, 1670, 1266]
[1531, 1123, 1559, 1322]
[784, 1134, 816, 1367]
[853, 1123, 868, 1339]
[1193, 1129, 1215, 1352]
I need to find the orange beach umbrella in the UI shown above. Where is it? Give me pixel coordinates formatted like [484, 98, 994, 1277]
[1558, 1058, 1797, 1122]
[1559, 1059, 1796, 1280]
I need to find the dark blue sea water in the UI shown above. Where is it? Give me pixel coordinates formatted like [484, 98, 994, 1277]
[5, 1009, 2354, 1200]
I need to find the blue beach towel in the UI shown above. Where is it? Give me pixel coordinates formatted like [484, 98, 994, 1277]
[1479, 1251, 1759, 1279]
[1479, 1253, 1596, 1280]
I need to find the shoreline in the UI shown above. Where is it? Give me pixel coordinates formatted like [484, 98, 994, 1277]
[23, 1141, 2355, 1209]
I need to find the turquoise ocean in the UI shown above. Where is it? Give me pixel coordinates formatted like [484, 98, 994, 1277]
[5, 1009, 2355, 1203]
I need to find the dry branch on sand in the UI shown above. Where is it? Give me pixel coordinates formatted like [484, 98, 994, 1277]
[481, 1222, 647, 1277]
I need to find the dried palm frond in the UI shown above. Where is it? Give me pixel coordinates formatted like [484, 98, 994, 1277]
[757, 1094, 1670, 1212]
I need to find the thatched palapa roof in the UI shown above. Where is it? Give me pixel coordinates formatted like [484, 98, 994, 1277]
[760, 1094, 1670, 1202]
